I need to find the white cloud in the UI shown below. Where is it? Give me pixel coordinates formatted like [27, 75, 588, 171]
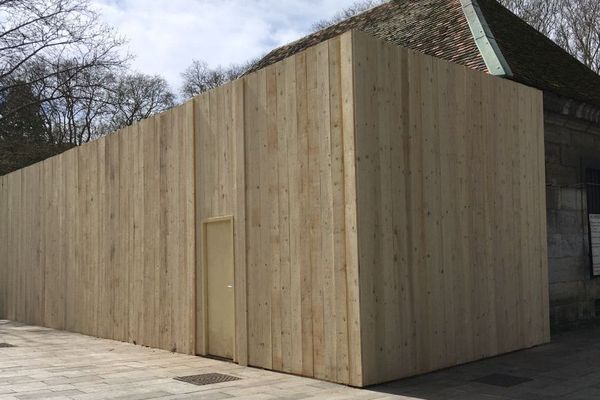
[91, 0, 358, 93]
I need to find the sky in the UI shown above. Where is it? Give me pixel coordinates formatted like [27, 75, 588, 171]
[91, 0, 358, 93]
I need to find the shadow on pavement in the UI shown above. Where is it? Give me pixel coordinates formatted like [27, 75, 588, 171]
[368, 324, 600, 400]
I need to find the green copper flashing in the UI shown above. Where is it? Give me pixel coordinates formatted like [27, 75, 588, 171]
[460, 0, 513, 77]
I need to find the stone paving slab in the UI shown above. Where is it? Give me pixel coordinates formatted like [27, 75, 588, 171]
[2, 320, 600, 399]
[0, 321, 410, 400]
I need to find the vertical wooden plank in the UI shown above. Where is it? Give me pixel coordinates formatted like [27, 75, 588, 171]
[317, 41, 336, 382]
[408, 47, 428, 374]
[246, 68, 273, 368]
[341, 31, 362, 387]
[450, 63, 474, 364]
[481, 73, 499, 357]
[101, 132, 118, 340]
[295, 49, 314, 378]
[96, 136, 107, 340]
[116, 128, 130, 343]
[537, 90, 550, 343]
[64, 150, 78, 332]
[163, 109, 177, 352]
[15, 168, 24, 323]
[141, 116, 159, 349]
[6, 170, 15, 322]
[258, 66, 274, 370]
[354, 31, 378, 383]
[0, 175, 6, 319]
[376, 36, 398, 379]
[517, 85, 533, 347]
[7, 170, 17, 321]
[76, 144, 89, 334]
[265, 64, 282, 372]
[87, 140, 100, 336]
[275, 60, 292, 373]
[306, 44, 325, 379]
[17, 167, 27, 323]
[158, 112, 171, 351]
[128, 123, 144, 346]
[17, 167, 25, 323]
[244, 72, 257, 364]
[382, 40, 413, 379]
[195, 93, 210, 355]
[0, 176, 6, 319]
[44, 156, 65, 330]
[467, 70, 489, 360]
[208, 90, 218, 214]
[232, 79, 248, 365]
[173, 106, 184, 352]
[505, 81, 522, 353]
[183, 100, 196, 355]
[328, 36, 350, 385]
[284, 54, 304, 376]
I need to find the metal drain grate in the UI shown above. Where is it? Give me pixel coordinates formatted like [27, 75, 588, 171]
[174, 373, 240, 386]
[472, 373, 532, 387]
[0, 343, 15, 348]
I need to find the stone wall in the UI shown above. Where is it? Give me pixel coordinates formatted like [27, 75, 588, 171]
[545, 110, 600, 331]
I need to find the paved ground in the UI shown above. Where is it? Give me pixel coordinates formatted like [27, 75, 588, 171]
[1, 320, 600, 400]
[373, 324, 600, 400]
[0, 320, 407, 400]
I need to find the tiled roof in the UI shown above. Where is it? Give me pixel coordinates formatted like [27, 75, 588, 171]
[477, 0, 600, 108]
[248, 0, 600, 109]
[247, 0, 487, 74]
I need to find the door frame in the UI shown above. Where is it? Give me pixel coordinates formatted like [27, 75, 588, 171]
[198, 215, 236, 359]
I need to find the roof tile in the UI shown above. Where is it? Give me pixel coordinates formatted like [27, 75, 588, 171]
[248, 0, 600, 109]
[247, 0, 487, 74]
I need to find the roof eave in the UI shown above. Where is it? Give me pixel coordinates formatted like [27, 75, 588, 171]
[544, 91, 600, 127]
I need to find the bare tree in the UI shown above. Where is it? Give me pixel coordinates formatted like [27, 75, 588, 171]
[500, 0, 600, 74]
[555, 0, 600, 73]
[499, 0, 561, 36]
[107, 73, 175, 131]
[311, 0, 388, 32]
[180, 59, 255, 99]
[40, 62, 116, 145]
[180, 60, 228, 99]
[0, 0, 127, 122]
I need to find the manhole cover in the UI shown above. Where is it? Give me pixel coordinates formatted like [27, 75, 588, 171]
[472, 373, 532, 387]
[0, 343, 15, 348]
[174, 373, 240, 386]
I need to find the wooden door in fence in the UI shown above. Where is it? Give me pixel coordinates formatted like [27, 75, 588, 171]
[202, 217, 235, 359]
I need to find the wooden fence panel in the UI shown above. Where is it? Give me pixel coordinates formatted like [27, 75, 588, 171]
[240, 34, 360, 385]
[351, 31, 549, 386]
[0, 103, 196, 355]
[0, 31, 546, 388]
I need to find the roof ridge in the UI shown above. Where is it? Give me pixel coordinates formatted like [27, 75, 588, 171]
[244, 0, 399, 75]
[460, 0, 512, 77]
[246, 0, 490, 76]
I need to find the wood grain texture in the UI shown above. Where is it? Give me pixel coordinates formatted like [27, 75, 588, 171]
[0, 102, 196, 355]
[193, 79, 248, 363]
[350, 31, 549, 386]
[0, 30, 547, 388]
[241, 33, 360, 385]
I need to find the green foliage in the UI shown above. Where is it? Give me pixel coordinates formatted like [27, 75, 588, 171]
[0, 81, 46, 144]
[0, 140, 74, 176]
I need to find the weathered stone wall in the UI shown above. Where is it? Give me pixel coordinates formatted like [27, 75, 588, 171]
[545, 110, 600, 331]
